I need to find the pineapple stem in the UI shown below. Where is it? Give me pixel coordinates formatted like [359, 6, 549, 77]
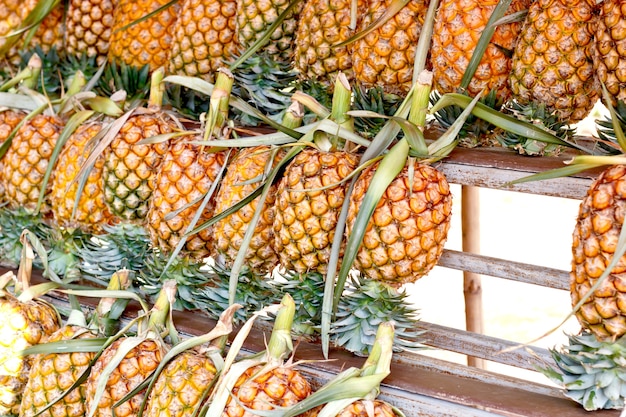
[204, 68, 233, 140]
[361, 322, 395, 377]
[1, 54, 42, 92]
[66, 294, 88, 327]
[329, 73, 354, 151]
[16, 230, 35, 295]
[146, 279, 176, 336]
[281, 101, 305, 130]
[267, 294, 296, 361]
[147, 67, 166, 108]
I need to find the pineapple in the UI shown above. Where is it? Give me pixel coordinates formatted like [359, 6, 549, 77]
[144, 305, 239, 417]
[350, 0, 429, 95]
[102, 69, 179, 222]
[107, 0, 180, 70]
[0, 0, 65, 67]
[273, 322, 404, 417]
[85, 281, 175, 417]
[19, 271, 131, 417]
[64, 0, 117, 65]
[431, 0, 530, 103]
[18, 323, 97, 417]
[345, 160, 452, 287]
[146, 138, 226, 260]
[206, 294, 316, 417]
[236, 0, 301, 62]
[509, 0, 599, 123]
[0, 237, 61, 416]
[593, 0, 626, 105]
[166, 0, 238, 83]
[2, 112, 65, 214]
[273, 75, 359, 275]
[212, 146, 285, 275]
[0, 109, 26, 200]
[571, 164, 626, 341]
[293, 0, 366, 84]
[49, 120, 118, 234]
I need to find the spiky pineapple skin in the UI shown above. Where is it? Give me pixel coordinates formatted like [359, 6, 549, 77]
[212, 146, 283, 275]
[2, 114, 64, 214]
[431, 0, 529, 103]
[0, 297, 60, 417]
[19, 325, 97, 417]
[571, 165, 626, 341]
[147, 140, 225, 259]
[167, 0, 238, 83]
[50, 122, 117, 233]
[0, 110, 26, 200]
[351, 0, 428, 95]
[509, 0, 599, 122]
[593, 0, 626, 105]
[85, 338, 163, 417]
[293, 0, 366, 84]
[145, 350, 217, 417]
[108, 0, 179, 70]
[102, 111, 175, 222]
[236, 0, 301, 61]
[223, 365, 314, 417]
[65, 0, 116, 65]
[273, 149, 359, 274]
[346, 162, 452, 287]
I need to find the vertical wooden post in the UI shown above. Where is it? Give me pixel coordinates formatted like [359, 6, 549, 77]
[462, 185, 485, 369]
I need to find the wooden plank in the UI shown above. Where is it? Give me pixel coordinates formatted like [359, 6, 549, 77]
[439, 249, 570, 290]
[415, 322, 553, 372]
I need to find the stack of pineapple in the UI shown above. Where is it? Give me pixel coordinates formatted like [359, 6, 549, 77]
[6, 0, 626, 413]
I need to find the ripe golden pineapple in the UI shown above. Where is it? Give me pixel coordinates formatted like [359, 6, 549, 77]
[273, 148, 359, 275]
[50, 121, 117, 233]
[293, 0, 366, 84]
[212, 146, 284, 275]
[19, 325, 97, 417]
[236, 0, 301, 62]
[350, 0, 428, 95]
[146, 139, 226, 259]
[346, 161, 452, 287]
[108, 0, 179, 70]
[593, 0, 626, 105]
[0, 294, 60, 416]
[571, 165, 626, 341]
[509, 0, 599, 123]
[85, 281, 174, 417]
[86, 338, 164, 417]
[0, 0, 64, 66]
[223, 364, 315, 417]
[166, 0, 238, 83]
[64, 0, 116, 64]
[0, 252, 61, 417]
[2, 114, 65, 214]
[431, 0, 529, 103]
[0, 110, 26, 200]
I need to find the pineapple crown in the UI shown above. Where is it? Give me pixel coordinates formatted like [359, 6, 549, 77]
[333, 275, 425, 356]
[540, 331, 626, 411]
[496, 100, 576, 156]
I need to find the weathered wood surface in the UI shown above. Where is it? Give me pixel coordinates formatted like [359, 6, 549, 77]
[439, 147, 597, 199]
[439, 249, 570, 290]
